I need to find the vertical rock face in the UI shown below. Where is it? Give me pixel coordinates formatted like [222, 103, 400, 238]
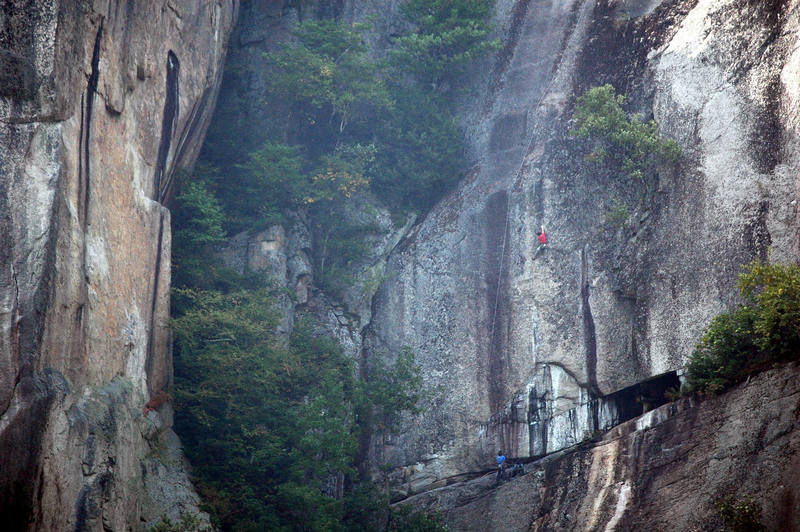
[208, 0, 417, 365]
[405, 363, 800, 531]
[0, 1, 237, 529]
[366, 0, 800, 491]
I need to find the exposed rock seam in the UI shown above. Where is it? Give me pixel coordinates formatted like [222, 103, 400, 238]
[727, 0, 788, 86]
[163, 87, 210, 204]
[73, 19, 105, 387]
[355, 216, 420, 476]
[749, 200, 772, 262]
[487, 191, 511, 412]
[4, 264, 21, 416]
[513, 0, 593, 191]
[145, 209, 166, 395]
[81, 20, 104, 233]
[482, 0, 534, 116]
[154, 51, 180, 203]
[11, 263, 20, 380]
[581, 248, 600, 396]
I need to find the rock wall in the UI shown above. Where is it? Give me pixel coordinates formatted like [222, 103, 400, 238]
[407, 365, 800, 531]
[0, 1, 237, 529]
[366, 0, 800, 491]
[207, 0, 417, 364]
[405, 362, 800, 531]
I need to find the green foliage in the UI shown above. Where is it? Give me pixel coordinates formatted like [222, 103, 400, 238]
[604, 197, 630, 229]
[716, 495, 765, 532]
[172, 179, 227, 248]
[685, 305, 760, 395]
[264, 19, 392, 157]
[170, 177, 232, 290]
[309, 143, 376, 204]
[391, 0, 501, 88]
[172, 288, 358, 530]
[360, 347, 425, 434]
[386, 505, 449, 531]
[685, 260, 800, 395]
[221, 139, 375, 233]
[171, 286, 432, 530]
[372, 86, 464, 209]
[203, 6, 499, 226]
[170, 6, 500, 529]
[312, 213, 378, 299]
[232, 141, 307, 227]
[572, 84, 680, 184]
[738, 260, 800, 361]
[149, 513, 207, 532]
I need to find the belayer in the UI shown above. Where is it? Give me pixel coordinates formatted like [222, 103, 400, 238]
[496, 450, 506, 483]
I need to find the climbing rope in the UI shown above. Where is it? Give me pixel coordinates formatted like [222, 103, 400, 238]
[487, 0, 594, 356]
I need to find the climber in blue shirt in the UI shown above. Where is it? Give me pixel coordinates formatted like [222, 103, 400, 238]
[496, 451, 506, 483]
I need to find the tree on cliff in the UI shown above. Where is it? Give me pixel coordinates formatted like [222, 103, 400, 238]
[203, 3, 501, 229]
[264, 19, 392, 156]
[686, 260, 800, 395]
[571, 84, 680, 192]
[171, 287, 434, 530]
[390, 0, 501, 89]
[169, 2, 503, 529]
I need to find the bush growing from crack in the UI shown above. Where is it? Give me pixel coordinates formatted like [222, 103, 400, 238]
[685, 260, 800, 395]
[571, 84, 680, 193]
[604, 197, 630, 229]
[716, 495, 765, 532]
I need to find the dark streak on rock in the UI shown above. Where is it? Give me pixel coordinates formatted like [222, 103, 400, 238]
[10, 262, 20, 394]
[162, 87, 211, 205]
[73, 485, 89, 532]
[581, 248, 600, 396]
[515, 0, 588, 182]
[486, 191, 510, 412]
[482, 0, 533, 115]
[745, 200, 772, 263]
[82, 21, 103, 232]
[77, 92, 85, 226]
[528, 373, 549, 455]
[0, 371, 67, 529]
[355, 328, 373, 482]
[533, 177, 545, 234]
[153, 51, 180, 203]
[576, 0, 696, 105]
[145, 209, 165, 395]
[750, 80, 784, 174]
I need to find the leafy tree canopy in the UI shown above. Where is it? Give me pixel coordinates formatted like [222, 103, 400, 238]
[391, 0, 501, 88]
[685, 260, 800, 395]
[265, 19, 392, 156]
[572, 84, 680, 183]
[168, 3, 504, 529]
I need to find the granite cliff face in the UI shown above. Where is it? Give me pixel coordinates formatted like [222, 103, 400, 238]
[206, 0, 419, 366]
[364, 0, 800, 494]
[403, 363, 800, 531]
[12, 0, 794, 527]
[204, 0, 800, 510]
[0, 1, 236, 529]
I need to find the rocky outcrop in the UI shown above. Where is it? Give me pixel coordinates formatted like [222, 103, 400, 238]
[203, 0, 417, 367]
[403, 362, 800, 531]
[365, 0, 800, 491]
[0, 1, 236, 529]
[218, 197, 414, 360]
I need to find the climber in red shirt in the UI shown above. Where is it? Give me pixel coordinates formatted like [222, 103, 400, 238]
[537, 226, 547, 246]
[535, 225, 547, 258]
